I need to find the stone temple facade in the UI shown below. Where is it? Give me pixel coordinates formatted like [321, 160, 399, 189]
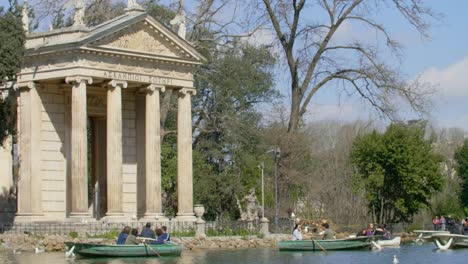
[13, 6, 203, 222]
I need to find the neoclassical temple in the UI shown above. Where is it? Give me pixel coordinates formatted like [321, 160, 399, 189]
[14, 2, 202, 222]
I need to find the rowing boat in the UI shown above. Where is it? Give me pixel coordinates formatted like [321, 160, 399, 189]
[64, 242, 182, 257]
[278, 237, 372, 251]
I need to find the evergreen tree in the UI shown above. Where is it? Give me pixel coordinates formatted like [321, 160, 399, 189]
[0, 1, 25, 145]
[350, 123, 444, 223]
[454, 139, 468, 214]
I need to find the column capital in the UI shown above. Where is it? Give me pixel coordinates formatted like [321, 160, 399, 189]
[140, 84, 165, 93]
[107, 80, 128, 89]
[65, 76, 93, 85]
[14, 81, 38, 91]
[179, 87, 197, 95]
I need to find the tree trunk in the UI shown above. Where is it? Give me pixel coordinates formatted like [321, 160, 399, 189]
[288, 81, 301, 133]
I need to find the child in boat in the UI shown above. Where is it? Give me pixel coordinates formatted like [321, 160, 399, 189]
[319, 223, 335, 240]
[116, 226, 131, 245]
[292, 224, 303, 240]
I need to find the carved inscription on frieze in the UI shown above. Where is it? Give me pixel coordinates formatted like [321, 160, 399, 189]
[103, 71, 173, 85]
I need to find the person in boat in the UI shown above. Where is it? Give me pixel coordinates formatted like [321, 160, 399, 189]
[319, 223, 335, 240]
[292, 224, 303, 240]
[116, 226, 131, 245]
[150, 228, 167, 244]
[161, 225, 171, 242]
[375, 224, 391, 239]
[365, 223, 375, 236]
[140, 222, 156, 239]
[125, 228, 141, 245]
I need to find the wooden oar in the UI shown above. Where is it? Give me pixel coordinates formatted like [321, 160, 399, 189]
[143, 242, 161, 257]
[312, 239, 328, 252]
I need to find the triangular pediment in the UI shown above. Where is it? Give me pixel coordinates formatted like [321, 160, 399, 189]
[88, 18, 197, 61]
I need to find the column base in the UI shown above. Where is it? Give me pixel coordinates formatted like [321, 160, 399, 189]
[103, 212, 128, 223]
[141, 213, 168, 221]
[175, 212, 196, 222]
[14, 213, 44, 223]
[67, 212, 93, 223]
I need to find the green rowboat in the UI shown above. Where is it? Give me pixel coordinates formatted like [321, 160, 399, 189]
[278, 237, 373, 251]
[65, 242, 182, 257]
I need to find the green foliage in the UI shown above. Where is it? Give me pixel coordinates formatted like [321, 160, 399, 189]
[455, 139, 468, 213]
[69, 231, 79, 238]
[0, 1, 23, 145]
[88, 228, 120, 239]
[170, 229, 195, 237]
[0, 1, 25, 84]
[350, 123, 444, 223]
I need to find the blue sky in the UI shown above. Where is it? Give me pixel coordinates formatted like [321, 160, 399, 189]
[1, 0, 467, 132]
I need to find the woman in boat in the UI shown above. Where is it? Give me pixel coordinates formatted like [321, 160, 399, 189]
[365, 223, 375, 236]
[375, 224, 391, 239]
[116, 226, 131, 245]
[292, 224, 303, 240]
[150, 228, 167, 244]
[319, 223, 335, 240]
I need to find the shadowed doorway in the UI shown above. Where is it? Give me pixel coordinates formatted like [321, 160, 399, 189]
[88, 117, 107, 219]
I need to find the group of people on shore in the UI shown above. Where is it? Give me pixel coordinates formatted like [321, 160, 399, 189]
[432, 216, 447, 231]
[116, 223, 171, 245]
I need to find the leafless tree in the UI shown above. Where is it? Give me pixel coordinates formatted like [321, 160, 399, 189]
[257, 0, 440, 133]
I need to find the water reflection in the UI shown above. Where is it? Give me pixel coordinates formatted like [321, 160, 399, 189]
[3, 244, 468, 264]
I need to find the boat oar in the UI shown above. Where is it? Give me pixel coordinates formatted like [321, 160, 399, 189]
[143, 242, 161, 257]
[312, 239, 327, 252]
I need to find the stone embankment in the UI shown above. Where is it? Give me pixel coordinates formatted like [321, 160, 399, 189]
[0, 234, 290, 253]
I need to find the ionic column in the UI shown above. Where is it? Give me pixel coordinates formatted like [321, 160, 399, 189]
[105, 80, 127, 218]
[66, 76, 92, 218]
[176, 87, 196, 221]
[142, 84, 167, 220]
[15, 82, 43, 220]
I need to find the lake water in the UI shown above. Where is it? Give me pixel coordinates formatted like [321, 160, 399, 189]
[2, 243, 467, 264]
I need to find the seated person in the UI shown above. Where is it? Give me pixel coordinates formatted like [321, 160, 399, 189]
[374, 224, 391, 239]
[125, 228, 141, 245]
[116, 226, 131, 245]
[151, 228, 167, 244]
[365, 223, 375, 236]
[319, 223, 335, 240]
[292, 224, 303, 240]
[161, 226, 171, 242]
[140, 222, 156, 239]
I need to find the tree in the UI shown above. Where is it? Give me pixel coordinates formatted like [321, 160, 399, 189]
[350, 122, 444, 223]
[0, 0, 25, 145]
[258, 0, 438, 132]
[454, 139, 468, 214]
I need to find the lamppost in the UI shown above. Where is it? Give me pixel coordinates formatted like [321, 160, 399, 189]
[266, 147, 281, 233]
[258, 162, 265, 219]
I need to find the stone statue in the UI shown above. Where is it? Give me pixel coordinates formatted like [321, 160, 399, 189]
[170, 12, 186, 39]
[73, 0, 85, 27]
[237, 188, 260, 221]
[127, 0, 143, 10]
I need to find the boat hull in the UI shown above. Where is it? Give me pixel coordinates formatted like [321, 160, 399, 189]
[65, 242, 182, 257]
[376, 236, 401, 247]
[278, 237, 372, 251]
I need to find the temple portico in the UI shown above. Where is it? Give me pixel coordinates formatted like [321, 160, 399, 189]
[14, 5, 203, 222]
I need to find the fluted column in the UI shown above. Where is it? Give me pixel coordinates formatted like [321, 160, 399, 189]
[105, 80, 127, 218]
[15, 82, 43, 220]
[142, 84, 167, 220]
[176, 87, 196, 221]
[66, 76, 92, 218]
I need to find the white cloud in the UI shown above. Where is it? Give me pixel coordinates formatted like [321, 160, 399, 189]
[420, 56, 468, 97]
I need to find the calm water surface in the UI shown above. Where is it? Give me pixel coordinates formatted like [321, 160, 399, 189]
[2, 243, 468, 264]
